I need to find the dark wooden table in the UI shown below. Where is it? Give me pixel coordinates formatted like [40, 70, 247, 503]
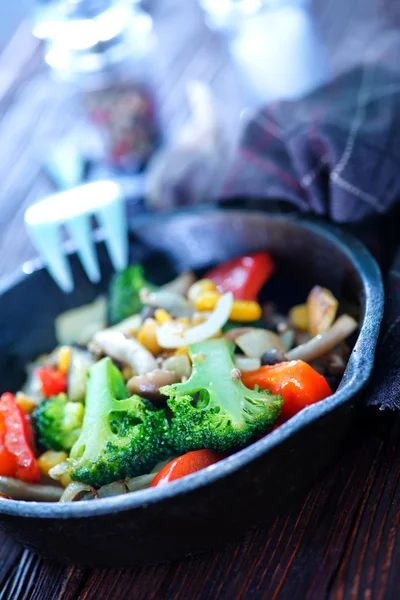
[0, 1, 399, 598]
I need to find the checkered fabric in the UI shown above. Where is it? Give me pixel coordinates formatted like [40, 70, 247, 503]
[222, 62, 400, 408]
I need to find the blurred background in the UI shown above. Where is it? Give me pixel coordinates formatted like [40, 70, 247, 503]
[0, 0, 399, 278]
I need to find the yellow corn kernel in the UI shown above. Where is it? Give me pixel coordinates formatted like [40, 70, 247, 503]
[195, 292, 262, 322]
[58, 346, 71, 376]
[195, 291, 222, 312]
[15, 392, 37, 415]
[289, 304, 308, 331]
[155, 308, 172, 325]
[137, 318, 162, 355]
[188, 279, 217, 303]
[230, 300, 262, 322]
[177, 317, 190, 327]
[38, 450, 68, 477]
[175, 347, 189, 357]
[60, 472, 72, 488]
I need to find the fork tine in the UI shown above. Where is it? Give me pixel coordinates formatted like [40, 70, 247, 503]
[66, 213, 101, 284]
[25, 221, 74, 293]
[96, 196, 128, 271]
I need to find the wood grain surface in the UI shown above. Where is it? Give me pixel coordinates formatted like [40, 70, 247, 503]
[0, 1, 399, 599]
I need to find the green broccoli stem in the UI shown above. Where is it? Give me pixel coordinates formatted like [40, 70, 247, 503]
[69, 357, 170, 487]
[70, 358, 137, 462]
[177, 340, 277, 426]
[177, 340, 246, 425]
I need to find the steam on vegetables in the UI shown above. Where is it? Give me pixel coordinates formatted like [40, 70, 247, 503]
[0, 253, 358, 502]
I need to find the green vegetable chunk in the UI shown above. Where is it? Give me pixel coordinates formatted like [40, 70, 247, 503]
[161, 339, 283, 454]
[33, 394, 84, 452]
[68, 357, 170, 488]
[108, 264, 155, 325]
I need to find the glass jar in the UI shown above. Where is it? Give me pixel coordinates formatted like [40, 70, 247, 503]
[42, 0, 161, 173]
[199, 0, 331, 105]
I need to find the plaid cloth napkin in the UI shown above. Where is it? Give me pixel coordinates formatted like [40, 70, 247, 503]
[221, 63, 400, 409]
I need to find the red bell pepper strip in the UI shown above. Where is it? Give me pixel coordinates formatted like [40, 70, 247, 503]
[0, 393, 40, 483]
[205, 252, 275, 301]
[36, 367, 67, 398]
[151, 450, 223, 487]
[242, 360, 332, 422]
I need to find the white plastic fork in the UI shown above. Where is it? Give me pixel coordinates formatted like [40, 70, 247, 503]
[24, 180, 129, 293]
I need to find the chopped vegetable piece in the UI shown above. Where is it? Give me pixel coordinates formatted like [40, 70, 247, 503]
[235, 329, 285, 358]
[55, 296, 107, 346]
[234, 356, 261, 371]
[241, 360, 332, 421]
[160, 339, 282, 453]
[0, 393, 40, 483]
[38, 450, 68, 477]
[32, 394, 84, 452]
[195, 292, 262, 322]
[15, 392, 37, 415]
[60, 481, 98, 503]
[205, 252, 275, 300]
[286, 315, 357, 363]
[158, 272, 196, 296]
[68, 348, 95, 403]
[162, 355, 192, 379]
[92, 329, 157, 375]
[127, 369, 180, 405]
[0, 477, 62, 501]
[68, 358, 170, 488]
[58, 346, 71, 376]
[36, 367, 67, 398]
[187, 279, 217, 303]
[137, 318, 162, 355]
[141, 289, 194, 318]
[307, 286, 339, 337]
[289, 304, 308, 331]
[154, 308, 172, 325]
[108, 265, 155, 326]
[156, 293, 233, 349]
[151, 450, 223, 487]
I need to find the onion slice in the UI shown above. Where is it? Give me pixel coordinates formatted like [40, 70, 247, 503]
[235, 329, 285, 358]
[286, 314, 357, 363]
[125, 473, 156, 492]
[60, 482, 98, 503]
[234, 356, 261, 371]
[156, 293, 233, 349]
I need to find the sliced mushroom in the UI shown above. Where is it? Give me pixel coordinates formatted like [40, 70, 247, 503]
[92, 330, 157, 375]
[0, 477, 63, 502]
[140, 289, 194, 318]
[127, 369, 180, 406]
[159, 272, 196, 296]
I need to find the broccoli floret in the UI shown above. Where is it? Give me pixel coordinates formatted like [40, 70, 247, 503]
[32, 394, 84, 452]
[161, 339, 283, 454]
[108, 264, 155, 325]
[68, 357, 170, 487]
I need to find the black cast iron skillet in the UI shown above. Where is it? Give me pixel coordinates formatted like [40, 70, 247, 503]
[0, 209, 383, 567]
